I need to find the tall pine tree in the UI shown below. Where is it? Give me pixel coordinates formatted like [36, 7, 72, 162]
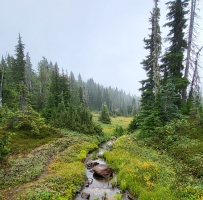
[139, 0, 161, 119]
[161, 0, 189, 107]
[13, 34, 27, 112]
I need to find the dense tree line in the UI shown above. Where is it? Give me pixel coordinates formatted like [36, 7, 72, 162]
[130, 0, 203, 133]
[0, 34, 139, 137]
[83, 78, 139, 116]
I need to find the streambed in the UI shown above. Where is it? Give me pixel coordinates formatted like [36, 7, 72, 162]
[75, 140, 130, 200]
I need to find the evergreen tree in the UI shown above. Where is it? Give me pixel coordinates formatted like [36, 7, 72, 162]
[86, 78, 97, 110]
[79, 87, 84, 105]
[59, 69, 71, 106]
[96, 86, 102, 110]
[83, 87, 90, 108]
[42, 63, 60, 120]
[25, 52, 33, 94]
[2, 55, 19, 109]
[78, 73, 83, 87]
[99, 103, 111, 124]
[38, 57, 51, 109]
[0, 56, 6, 107]
[69, 71, 79, 106]
[160, 77, 180, 122]
[131, 97, 137, 115]
[152, 0, 162, 94]
[139, 1, 161, 121]
[103, 88, 111, 113]
[13, 34, 27, 112]
[55, 96, 69, 128]
[140, 77, 181, 134]
[12, 34, 26, 85]
[161, 0, 189, 106]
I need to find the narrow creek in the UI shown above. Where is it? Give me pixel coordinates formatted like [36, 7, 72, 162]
[75, 140, 130, 200]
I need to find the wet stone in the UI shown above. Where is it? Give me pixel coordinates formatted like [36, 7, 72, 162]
[87, 177, 93, 184]
[75, 140, 132, 200]
[86, 161, 99, 169]
[92, 164, 113, 178]
[128, 193, 138, 200]
[81, 192, 90, 199]
[85, 177, 93, 187]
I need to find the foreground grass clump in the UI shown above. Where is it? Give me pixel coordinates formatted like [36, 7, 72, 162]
[141, 118, 203, 199]
[16, 138, 98, 200]
[104, 134, 178, 200]
[0, 131, 102, 199]
[0, 136, 78, 189]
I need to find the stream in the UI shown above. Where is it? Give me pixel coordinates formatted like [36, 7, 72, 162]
[75, 140, 130, 200]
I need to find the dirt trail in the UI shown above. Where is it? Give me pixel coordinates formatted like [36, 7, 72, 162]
[1, 156, 54, 200]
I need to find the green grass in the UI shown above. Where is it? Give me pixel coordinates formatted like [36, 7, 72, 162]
[93, 113, 133, 135]
[131, 118, 203, 199]
[9, 130, 63, 155]
[0, 127, 63, 156]
[0, 113, 131, 199]
[104, 134, 178, 200]
[0, 133, 101, 199]
[3, 114, 202, 199]
[14, 137, 99, 200]
[144, 118, 203, 180]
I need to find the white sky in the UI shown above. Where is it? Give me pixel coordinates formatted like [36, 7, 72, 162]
[0, 0, 203, 95]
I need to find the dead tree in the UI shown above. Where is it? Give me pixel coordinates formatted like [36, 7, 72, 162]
[188, 45, 203, 99]
[0, 56, 6, 107]
[183, 0, 199, 100]
[152, 0, 161, 95]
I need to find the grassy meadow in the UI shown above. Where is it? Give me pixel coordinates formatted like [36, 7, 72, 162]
[104, 133, 178, 200]
[0, 113, 132, 199]
[92, 112, 133, 135]
[1, 113, 203, 199]
[104, 117, 203, 200]
[0, 130, 101, 199]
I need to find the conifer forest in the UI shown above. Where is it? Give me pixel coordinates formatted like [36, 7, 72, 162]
[1, 0, 203, 199]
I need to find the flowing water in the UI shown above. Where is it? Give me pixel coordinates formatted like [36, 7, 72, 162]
[75, 140, 130, 200]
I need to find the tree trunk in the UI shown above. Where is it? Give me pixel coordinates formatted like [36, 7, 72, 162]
[0, 62, 5, 107]
[183, 0, 197, 100]
[20, 82, 27, 112]
[153, 0, 161, 95]
[189, 46, 203, 99]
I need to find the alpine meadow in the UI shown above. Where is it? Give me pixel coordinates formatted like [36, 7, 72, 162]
[1, 0, 203, 199]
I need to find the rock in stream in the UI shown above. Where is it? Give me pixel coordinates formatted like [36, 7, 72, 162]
[75, 140, 130, 200]
[92, 164, 113, 178]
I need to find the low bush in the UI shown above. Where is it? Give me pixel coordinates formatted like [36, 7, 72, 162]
[0, 130, 11, 159]
[2, 107, 49, 137]
[128, 114, 140, 132]
[113, 125, 124, 136]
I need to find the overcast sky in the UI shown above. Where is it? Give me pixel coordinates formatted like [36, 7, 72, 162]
[0, 0, 203, 95]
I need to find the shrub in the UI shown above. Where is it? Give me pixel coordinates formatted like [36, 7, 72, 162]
[0, 132, 10, 159]
[2, 107, 48, 136]
[113, 125, 124, 136]
[128, 115, 140, 132]
[99, 103, 111, 124]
